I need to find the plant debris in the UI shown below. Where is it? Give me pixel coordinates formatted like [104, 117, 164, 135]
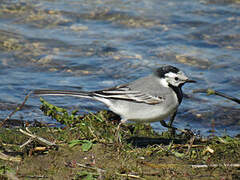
[0, 97, 239, 179]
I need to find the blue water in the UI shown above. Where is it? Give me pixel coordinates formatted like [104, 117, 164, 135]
[0, 0, 239, 136]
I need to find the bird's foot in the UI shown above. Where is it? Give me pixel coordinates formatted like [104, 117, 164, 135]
[160, 120, 177, 137]
[168, 127, 176, 136]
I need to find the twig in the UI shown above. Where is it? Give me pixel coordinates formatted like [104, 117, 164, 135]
[0, 91, 32, 128]
[193, 88, 240, 104]
[115, 173, 144, 179]
[142, 162, 240, 169]
[186, 135, 195, 155]
[171, 144, 205, 148]
[19, 128, 57, 147]
[142, 162, 180, 169]
[191, 164, 240, 168]
[76, 163, 144, 179]
[76, 163, 105, 173]
[19, 138, 34, 148]
[0, 151, 21, 162]
[18, 175, 48, 179]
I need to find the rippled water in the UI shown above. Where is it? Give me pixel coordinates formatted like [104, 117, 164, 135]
[0, 0, 239, 136]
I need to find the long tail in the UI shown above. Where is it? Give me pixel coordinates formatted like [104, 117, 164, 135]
[33, 89, 94, 99]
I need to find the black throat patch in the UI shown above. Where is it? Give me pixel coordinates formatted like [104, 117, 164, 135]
[169, 84, 183, 104]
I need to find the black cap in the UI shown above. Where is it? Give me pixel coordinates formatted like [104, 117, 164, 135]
[154, 65, 180, 78]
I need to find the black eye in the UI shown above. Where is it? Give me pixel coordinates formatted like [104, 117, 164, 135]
[175, 77, 179, 81]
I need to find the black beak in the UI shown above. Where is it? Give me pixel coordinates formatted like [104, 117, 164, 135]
[185, 79, 196, 83]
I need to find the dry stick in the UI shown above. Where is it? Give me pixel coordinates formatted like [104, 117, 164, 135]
[19, 138, 34, 148]
[76, 163, 143, 179]
[0, 93, 32, 163]
[191, 164, 240, 168]
[19, 128, 57, 147]
[171, 144, 205, 148]
[76, 163, 105, 173]
[186, 135, 195, 155]
[0, 91, 32, 128]
[142, 162, 240, 169]
[19, 175, 48, 179]
[193, 88, 240, 104]
[0, 151, 21, 162]
[115, 173, 144, 179]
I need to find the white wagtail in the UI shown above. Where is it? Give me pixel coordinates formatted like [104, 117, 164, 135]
[34, 65, 196, 135]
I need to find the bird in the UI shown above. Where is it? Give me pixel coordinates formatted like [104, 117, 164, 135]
[33, 65, 196, 140]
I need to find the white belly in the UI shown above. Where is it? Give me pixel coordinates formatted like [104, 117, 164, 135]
[106, 93, 179, 123]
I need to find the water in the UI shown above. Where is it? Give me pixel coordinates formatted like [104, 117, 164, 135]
[0, 0, 239, 136]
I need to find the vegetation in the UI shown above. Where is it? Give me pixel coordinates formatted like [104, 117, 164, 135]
[0, 98, 239, 179]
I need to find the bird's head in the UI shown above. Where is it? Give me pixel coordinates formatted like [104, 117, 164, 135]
[154, 65, 196, 88]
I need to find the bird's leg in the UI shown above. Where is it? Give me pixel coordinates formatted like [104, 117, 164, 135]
[116, 122, 122, 143]
[115, 119, 127, 144]
[168, 111, 177, 127]
[159, 111, 177, 136]
[168, 111, 177, 135]
[159, 120, 177, 132]
[160, 111, 190, 136]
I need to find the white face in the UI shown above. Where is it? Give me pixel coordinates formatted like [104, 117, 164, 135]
[164, 71, 189, 87]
